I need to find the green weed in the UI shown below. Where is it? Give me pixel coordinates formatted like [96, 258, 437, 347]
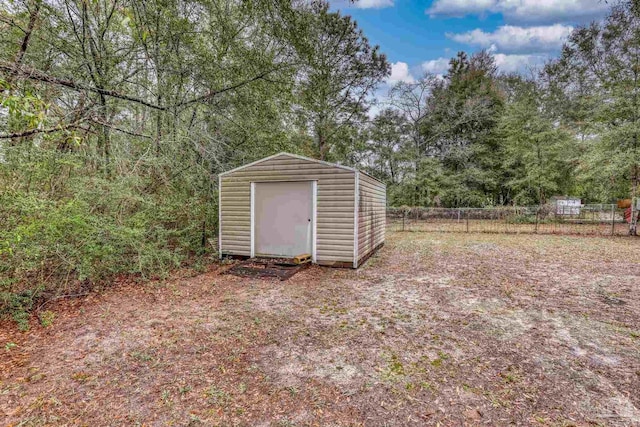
[205, 385, 230, 405]
[39, 310, 55, 327]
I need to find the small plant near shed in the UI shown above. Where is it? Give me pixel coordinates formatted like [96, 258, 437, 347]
[502, 282, 515, 298]
[420, 381, 435, 392]
[129, 350, 154, 363]
[161, 389, 172, 405]
[188, 413, 203, 425]
[500, 365, 522, 384]
[191, 259, 207, 273]
[501, 372, 517, 383]
[533, 415, 550, 425]
[1, 285, 43, 331]
[276, 417, 297, 427]
[39, 310, 56, 327]
[205, 385, 230, 405]
[382, 353, 406, 380]
[26, 370, 46, 383]
[430, 351, 449, 368]
[71, 372, 92, 382]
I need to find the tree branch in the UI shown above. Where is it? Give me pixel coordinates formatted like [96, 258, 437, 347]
[88, 117, 153, 139]
[0, 120, 83, 139]
[0, 61, 164, 110]
[1, 61, 284, 111]
[174, 67, 281, 109]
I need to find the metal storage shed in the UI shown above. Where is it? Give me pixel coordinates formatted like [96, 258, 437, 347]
[218, 152, 386, 268]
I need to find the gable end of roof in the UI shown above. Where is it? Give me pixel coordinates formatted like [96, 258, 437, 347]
[219, 152, 356, 177]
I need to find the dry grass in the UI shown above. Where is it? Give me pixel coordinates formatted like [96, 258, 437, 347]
[1, 232, 639, 426]
[387, 218, 631, 236]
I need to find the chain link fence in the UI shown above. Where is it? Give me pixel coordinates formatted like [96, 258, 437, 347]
[387, 205, 633, 236]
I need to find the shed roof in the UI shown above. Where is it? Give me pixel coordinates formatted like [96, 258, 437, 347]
[219, 152, 355, 177]
[219, 152, 385, 186]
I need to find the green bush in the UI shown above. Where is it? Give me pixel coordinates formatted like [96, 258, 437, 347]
[0, 172, 217, 328]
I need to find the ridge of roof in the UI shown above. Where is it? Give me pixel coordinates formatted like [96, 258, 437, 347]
[219, 152, 357, 176]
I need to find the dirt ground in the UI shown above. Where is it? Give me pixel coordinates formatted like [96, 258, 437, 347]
[1, 232, 640, 426]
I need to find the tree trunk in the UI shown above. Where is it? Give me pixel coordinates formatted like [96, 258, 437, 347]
[631, 164, 639, 235]
[7, 0, 42, 147]
[98, 93, 111, 176]
[10, 0, 41, 80]
[318, 129, 327, 160]
[154, 18, 163, 155]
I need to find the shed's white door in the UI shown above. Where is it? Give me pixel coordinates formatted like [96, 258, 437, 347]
[253, 181, 313, 258]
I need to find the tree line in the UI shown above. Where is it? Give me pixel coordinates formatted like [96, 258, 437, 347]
[362, 3, 639, 213]
[0, 0, 638, 324]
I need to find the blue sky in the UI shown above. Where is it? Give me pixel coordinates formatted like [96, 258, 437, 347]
[330, 0, 611, 86]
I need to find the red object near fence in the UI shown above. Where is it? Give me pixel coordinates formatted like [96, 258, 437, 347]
[624, 207, 632, 223]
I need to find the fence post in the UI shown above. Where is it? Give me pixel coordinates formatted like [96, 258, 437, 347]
[611, 204, 615, 236]
[535, 207, 539, 234]
[466, 209, 469, 233]
[402, 210, 406, 232]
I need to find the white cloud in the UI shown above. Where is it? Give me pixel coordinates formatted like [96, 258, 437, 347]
[428, 0, 493, 17]
[387, 61, 415, 85]
[421, 58, 451, 75]
[448, 24, 573, 53]
[421, 53, 545, 75]
[367, 102, 383, 119]
[492, 53, 546, 73]
[351, 0, 394, 9]
[427, 0, 609, 23]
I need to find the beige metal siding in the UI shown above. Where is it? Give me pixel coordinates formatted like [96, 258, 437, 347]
[357, 171, 386, 263]
[220, 154, 355, 264]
